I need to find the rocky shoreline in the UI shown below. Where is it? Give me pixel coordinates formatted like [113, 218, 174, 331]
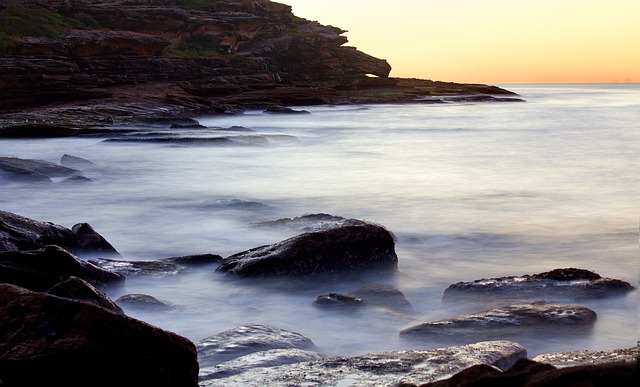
[0, 0, 523, 130]
[0, 209, 637, 385]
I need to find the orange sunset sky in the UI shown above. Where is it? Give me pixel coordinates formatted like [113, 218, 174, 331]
[283, 0, 640, 84]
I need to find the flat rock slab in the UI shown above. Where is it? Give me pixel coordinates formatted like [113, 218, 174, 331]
[0, 156, 81, 182]
[400, 302, 597, 339]
[216, 222, 398, 277]
[199, 340, 526, 387]
[532, 347, 638, 367]
[443, 268, 634, 302]
[89, 257, 182, 276]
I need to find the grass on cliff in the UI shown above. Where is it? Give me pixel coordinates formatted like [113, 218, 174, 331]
[0, 4, 100, 38]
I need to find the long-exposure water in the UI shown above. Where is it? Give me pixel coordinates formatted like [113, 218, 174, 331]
[1, 84, 638, 358]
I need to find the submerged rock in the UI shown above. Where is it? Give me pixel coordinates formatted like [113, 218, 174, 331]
[254, 213, 365, 232]
[116, 293, 174, 311]
[0, 156, 83, 182]
[199, 340, 526, 386]
[0, 209, 120, 257]
[60, 154, 96, 168]
[313, 292, 365, 309]
[400, 302, 597, 340]
[352, 283, 413, 313]
[89, 257, 182, 277]
[442, 268, 635, 302]
[0, 284, 198, 386]
[217, 222, 398, 277]
[0, 245, 124, 292]
[196, 323, 321, 369]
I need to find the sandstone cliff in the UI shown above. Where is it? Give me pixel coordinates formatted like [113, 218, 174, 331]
[0, 0, 520, 124]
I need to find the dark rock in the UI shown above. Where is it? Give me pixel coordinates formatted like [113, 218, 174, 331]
[254, 213, 365, 232]
[400, 302, 597, 340]
[70, 223, 119, 257]
[0, 210, 120, 257]
[216, 222, 398, 277]
[313, 292, 365, 309]
[0, 283, 198, 386]
[411, 358, 638, 387]
[60, 154, 96, 168]
[264, 106, 310, 114]
[196, 323, 321, 368]
[161, 253, 223, 266]
[89, 257, 181, 276]
[61, 175, 93, 183]
[115, 293, 174, 311]
[443, 267, 635, 302]
[0, 245, 124, 292]
[352, 284, 413, 312]
[0, 124, 85, 138]
[199, 340, 527, 386]
[169, 123, 208, 129]
[0, 156, 81, 182]
[48, 276, 124, 315]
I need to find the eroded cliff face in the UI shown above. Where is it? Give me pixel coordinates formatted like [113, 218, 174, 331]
[0, 0, 392, 113]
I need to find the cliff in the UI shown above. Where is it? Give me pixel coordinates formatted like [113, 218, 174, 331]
[0, 0, 521, 124]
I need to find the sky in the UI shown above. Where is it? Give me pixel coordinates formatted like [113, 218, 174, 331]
[282, 0, 640, 84]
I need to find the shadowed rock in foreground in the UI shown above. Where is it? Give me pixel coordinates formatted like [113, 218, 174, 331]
[0, 283, 199, 386]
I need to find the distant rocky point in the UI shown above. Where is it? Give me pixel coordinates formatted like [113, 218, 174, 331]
[0, 0, 523, 128]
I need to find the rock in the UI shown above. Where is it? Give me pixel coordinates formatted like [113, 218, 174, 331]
[48, 276, 124, 315]
[89, 257, 182, 276]
[199, 348, 325, 381]
[196, 323, 321, 368]
[115, 293, 174, 311]
[216, 222, 398, 277]
[442, 268, 635, 302]
[0, 209, 120, 257]
[0, 245, 124, 292]
[0, 156, 81, 182]
[60, 154, 96, 168]
[411, 358, 637, 387]
[400, 302, 597, 340]
[254, 213, 365, 232]
[161, 253, 223, 266]
[313, 292, 365, 309]
[0, 283, 199, 386]
[199, 340, 527, 386]
[352, 284, 413, 313]
[532, 347, 638, 367]
[264, 106, 310, 114]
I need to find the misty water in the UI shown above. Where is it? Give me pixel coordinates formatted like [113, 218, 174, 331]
[1, 84, 638, 359]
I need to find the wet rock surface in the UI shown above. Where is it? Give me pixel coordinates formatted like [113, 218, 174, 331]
[116, 293, 175, 311]
[0, 209, 120, 257]
[199, 340, 527, 386]
[0, 245, 124, 291]
[443, 268, 635, 302]
[217, 222, 398, 277]
[400, 302, 597, 340]
[48, 275, 124, 315]
[196, 323, 322, 369]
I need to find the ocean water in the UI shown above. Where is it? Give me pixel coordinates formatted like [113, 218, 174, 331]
[1, 84, 638, 358]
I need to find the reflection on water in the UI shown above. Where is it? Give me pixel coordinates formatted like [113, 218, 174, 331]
[1, 84, 638, 357]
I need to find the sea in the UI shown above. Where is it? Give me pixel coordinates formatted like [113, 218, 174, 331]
[1, 83, 638, 358]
